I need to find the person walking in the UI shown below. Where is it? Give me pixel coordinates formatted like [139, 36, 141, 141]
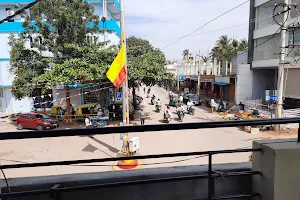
[140, 109, 145, 125]
[85, 115, 92, 128]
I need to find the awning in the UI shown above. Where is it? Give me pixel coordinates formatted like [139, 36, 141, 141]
[213, 82, 229, 86]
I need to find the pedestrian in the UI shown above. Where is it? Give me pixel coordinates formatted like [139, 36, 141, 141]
[85, 115, 92, 128]
[210, 99, 216, 113]
[144, 87, 146, 94]
[140, 109, 145, 125]
[179, 94, 183, 103]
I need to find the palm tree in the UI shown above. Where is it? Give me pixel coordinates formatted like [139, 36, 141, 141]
[238, 39, 248, 52]
[232, 39, 239, 52]
[182, 49, 189, 60]
[216, 35, 233, 62]
[201, 55, 209, 63]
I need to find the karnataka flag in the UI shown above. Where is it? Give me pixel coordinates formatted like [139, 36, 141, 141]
[106, 44, 127, 88]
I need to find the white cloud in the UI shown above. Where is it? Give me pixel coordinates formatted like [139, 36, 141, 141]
[124, 0, 250, 60]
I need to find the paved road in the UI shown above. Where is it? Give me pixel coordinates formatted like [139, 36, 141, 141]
[0, 86, 296, 178]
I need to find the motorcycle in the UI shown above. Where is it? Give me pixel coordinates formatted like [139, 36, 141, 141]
[164, 113, 171, 123]
[177, 110, 184, 122]
[187, 106, 195, 115]
[155, 104, 161, 112]
[151, 97, 156, 105]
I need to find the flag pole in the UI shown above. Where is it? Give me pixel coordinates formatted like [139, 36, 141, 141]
[120, 0, 129, 126]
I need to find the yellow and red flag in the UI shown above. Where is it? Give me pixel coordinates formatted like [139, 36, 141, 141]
[106, 44, 126, 88]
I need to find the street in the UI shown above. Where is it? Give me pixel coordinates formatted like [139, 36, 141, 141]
[0, 86, 296, 178]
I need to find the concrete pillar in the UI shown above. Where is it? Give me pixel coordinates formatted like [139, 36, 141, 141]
[252, 139, 300, 200]
[229, 62, 233, 75]
[218, 62, 221, 75]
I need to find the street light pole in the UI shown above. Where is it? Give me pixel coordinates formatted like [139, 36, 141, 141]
[120, 0, 129, 126]
[196, 50, 201, 96]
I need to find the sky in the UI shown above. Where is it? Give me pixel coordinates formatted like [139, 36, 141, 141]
[124, 0, 250, 60]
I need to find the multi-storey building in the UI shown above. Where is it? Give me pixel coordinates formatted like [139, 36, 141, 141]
[247, 0, 300, 108]
[0, 0, 120, 114]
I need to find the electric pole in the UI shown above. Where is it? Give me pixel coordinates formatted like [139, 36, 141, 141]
[275, 0, 289, 130]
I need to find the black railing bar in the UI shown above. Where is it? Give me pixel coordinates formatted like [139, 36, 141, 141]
[0, 171, 260, 198]
[212, 193, 261, 199]
[195, 193, 261, 200]
[1, 118, 299, 140]
[0, 148, 261, 169]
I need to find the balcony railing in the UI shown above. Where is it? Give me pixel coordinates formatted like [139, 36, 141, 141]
[0, 118, 300, 200]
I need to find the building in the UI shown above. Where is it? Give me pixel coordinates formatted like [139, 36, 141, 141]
[0, 0, 120, 114]
[174, 57, 236, 103]
[248, 0, 300, 108]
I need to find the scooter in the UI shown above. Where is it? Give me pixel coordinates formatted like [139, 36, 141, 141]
[187, 106, 195, 115]
[177, 110, 184, 122]
[165, 113, 171, 123]
[156, 104, 161, 113]
[151, 97, 156, 105]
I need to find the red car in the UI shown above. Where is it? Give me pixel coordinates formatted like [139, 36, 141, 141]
[16, 113, 59, 130]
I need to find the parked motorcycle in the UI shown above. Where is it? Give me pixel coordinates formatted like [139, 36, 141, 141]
[187, 106, 195, 115]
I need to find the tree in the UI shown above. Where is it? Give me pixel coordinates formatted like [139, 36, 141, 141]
[126, 36, 172, 108]
[182, 49, 189, 59]
[8, 0, 117, 117]
[238, 39, 248, 52]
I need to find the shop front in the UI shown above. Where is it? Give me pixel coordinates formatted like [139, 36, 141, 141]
[213, 76, 235, 102]
[200, 75, 215, 97]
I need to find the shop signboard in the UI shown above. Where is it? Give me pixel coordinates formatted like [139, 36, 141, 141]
[265, 90, 277, 102]
[179, 74, 185, 81]
[200, 75, 215, 82]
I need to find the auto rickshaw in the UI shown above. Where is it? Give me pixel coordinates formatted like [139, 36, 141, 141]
[51, 104, 75, 118]
[169, 94, 178, 107]
[51, 104, 66, 118]
[75, 103, 98, 119]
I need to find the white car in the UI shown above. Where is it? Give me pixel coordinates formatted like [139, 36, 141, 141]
[185, 94, 201, 105]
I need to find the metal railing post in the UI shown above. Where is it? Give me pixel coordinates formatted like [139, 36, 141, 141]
[208, 153, 214, 200]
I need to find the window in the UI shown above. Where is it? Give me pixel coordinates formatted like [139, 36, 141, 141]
[0, 88, 4, 98]
[253, 34, 281, 61]
[255, 0, 283, 29]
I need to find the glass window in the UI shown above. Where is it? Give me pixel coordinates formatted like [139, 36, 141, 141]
[253, 33, 281, 60]
[35, 114, 50, 119]
[255, 0, 283, 29]
[287, 29, 300, 57]
[290, 0, 300, 18]
[0, 88, 4, 98]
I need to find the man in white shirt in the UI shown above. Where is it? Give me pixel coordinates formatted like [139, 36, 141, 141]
[179, 95, 183, 103]
[187, 100, 194, 111]
[210, 99, 216, 113]
[85, 115, 92, 128]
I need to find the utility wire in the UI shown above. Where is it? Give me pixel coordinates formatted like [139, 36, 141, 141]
[161, 0, 250, 50]
[0, 0, 41, 24]
[154, 13, 276, 45]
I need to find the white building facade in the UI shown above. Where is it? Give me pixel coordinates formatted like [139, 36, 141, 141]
[0, 0, 120, 114]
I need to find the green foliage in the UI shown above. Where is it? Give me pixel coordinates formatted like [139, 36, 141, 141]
[210, 35, 248, 62]
[126, 36, 171, 87]
[8, 0, 117, 99]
